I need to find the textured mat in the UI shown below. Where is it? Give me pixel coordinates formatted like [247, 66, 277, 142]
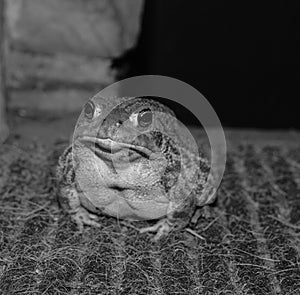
[0, 131, 300, 295]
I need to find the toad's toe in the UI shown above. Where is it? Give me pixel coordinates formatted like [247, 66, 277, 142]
[72, 207, 101, 231]
[140, 218, 171, 241]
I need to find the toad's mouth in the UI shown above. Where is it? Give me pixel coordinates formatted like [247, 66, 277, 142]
[79, 136, 159, 161]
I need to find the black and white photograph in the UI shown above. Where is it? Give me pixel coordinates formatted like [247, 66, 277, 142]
[0, 1, 299, 294]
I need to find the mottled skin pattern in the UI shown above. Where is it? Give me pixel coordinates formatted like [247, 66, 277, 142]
[56, 94, 216, 240]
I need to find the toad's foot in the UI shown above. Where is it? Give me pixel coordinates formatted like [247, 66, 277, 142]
[71, 207, 101, 232]
[191, 205, 213, 225]
[139, 218, 171, 241]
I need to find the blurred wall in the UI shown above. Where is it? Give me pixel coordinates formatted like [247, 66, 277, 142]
[6, 0, 144, 114]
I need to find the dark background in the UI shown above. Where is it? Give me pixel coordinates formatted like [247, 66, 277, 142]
[115, 0, 300, 129]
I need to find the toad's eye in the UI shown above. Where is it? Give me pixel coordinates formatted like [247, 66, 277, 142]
[137, 108, 152, 127]
[84, 101, 95, 119]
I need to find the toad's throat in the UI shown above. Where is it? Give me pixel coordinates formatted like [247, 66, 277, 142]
[79, 136, 158, 161]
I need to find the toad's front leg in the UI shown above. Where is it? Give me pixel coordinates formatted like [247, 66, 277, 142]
[58, 186, 101, 231]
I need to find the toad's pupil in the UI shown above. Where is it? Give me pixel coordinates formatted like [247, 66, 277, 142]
[138, 110, 152, 127]
[84, 102, 95, 119]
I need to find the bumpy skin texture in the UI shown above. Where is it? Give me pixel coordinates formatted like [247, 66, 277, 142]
[56, 95, 216, 240]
